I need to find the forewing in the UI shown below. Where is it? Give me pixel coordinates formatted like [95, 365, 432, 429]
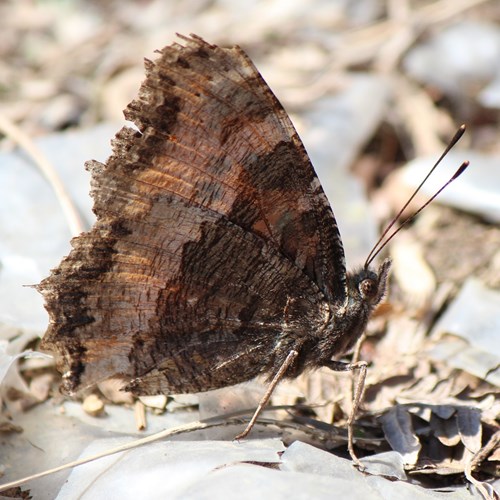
[126, 34, 346, 301]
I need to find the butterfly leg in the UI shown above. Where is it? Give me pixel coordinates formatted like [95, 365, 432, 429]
[325, 359, 368, 469]
[234, 349, 299, 440]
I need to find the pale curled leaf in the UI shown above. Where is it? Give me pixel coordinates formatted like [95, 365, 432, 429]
[0, 346, 52, 385]
[360, 451, 407, 480]
[380, 406, 421, 465]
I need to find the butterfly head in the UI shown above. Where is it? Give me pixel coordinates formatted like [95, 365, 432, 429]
[348, 258, 391, 307]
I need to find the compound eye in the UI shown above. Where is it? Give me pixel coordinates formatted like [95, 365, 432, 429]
[359, 278, 378, 301]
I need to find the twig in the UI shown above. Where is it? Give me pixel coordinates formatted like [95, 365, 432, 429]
[134, 400, 147, 430]
[0, 420, 223, 492]
[463, 431, 500, 499]
[470, 430, 500, 471]
[0, 114, 84, 236]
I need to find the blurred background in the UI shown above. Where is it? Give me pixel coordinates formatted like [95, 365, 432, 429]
[1, 0, 499, 497]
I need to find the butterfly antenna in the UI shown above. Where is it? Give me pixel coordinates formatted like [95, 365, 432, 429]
[364, 124, 468, 269]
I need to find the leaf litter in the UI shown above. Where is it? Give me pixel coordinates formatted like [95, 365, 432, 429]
[0, 0, 499, 498]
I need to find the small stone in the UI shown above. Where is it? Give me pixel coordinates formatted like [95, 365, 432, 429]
[82, 394, 105, 417]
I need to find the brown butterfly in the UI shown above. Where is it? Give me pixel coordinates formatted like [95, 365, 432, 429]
[38, 34, 392, 462]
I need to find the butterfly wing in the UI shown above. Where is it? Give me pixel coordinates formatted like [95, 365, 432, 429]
[39, 35, 346, 394]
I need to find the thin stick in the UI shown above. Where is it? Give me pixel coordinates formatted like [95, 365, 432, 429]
[464, 430, 500, 500]
[470, 430, 500, 471]
[234, 349, 298, 440]
[0, 420, 227, 492]
[134, 400, 147, 430]
[0, 113, 85, 236]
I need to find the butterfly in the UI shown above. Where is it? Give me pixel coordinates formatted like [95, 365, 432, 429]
[38, 34, 391, 459]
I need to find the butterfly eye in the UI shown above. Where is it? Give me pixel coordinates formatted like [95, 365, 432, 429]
[359, 278, 377, 301]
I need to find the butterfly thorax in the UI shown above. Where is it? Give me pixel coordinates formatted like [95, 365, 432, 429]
[287, 259, 391, 376]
